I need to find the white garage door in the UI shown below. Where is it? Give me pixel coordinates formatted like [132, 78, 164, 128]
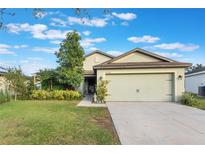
[106, 73, 174, 102]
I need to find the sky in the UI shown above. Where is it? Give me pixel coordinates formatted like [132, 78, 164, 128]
[0, 8, 204, 75]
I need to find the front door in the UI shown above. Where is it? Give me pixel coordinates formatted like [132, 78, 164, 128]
[85, 77, 96, 94]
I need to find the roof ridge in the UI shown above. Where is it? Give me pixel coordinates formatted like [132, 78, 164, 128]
[100, 47, 178, 65]
[84, 50, 114, 58]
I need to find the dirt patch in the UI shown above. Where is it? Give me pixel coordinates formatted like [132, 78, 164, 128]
[90, 109, 120, 144]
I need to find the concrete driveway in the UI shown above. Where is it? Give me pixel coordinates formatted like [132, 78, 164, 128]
[107, 102, 205, 144]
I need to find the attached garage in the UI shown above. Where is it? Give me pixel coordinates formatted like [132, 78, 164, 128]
[94, 48, 191, 102]
[106, 73, 174, 102]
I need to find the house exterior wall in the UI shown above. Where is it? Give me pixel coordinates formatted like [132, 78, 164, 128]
[112, 52, 162, 63]
[97, 68, 185, 102]
[185, 73, 205, 94]
[83, 53, 112, 71]
[0, 76, 7, 91]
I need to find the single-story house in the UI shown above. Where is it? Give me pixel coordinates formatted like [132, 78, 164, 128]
[0, 66, 7, 91]
[79, 48, 191, 102]
[185, 67, 205, 95]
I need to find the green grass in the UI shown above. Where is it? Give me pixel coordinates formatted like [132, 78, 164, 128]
[192, 97, 205, 110]
[0, 100, 119, 145]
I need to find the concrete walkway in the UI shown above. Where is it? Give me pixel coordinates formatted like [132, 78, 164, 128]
[107, 102, 205, 145]
[77, 95, 107, 107]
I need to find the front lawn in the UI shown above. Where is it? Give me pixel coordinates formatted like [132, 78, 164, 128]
[0, 100, 119, 145]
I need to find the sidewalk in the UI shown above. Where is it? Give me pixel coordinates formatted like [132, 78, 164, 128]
[77, 95, 107, 107]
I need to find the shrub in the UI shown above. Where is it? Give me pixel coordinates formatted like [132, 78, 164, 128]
[181, 92, 198, 106]
[51, 90, 64, 100]
[31, 90, 82, 100]
[0, 90, 11, 104]
[96, 80, 109, 103]
[31, 90, 49, 100]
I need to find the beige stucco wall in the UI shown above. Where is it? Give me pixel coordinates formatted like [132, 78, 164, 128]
[0, 76, 7, 91]
[83, 53, 112, 71]
[113, 52, 162, 63]
[97, 68, 185, 102]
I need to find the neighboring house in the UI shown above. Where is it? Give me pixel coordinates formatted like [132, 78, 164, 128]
[80, 48, 191, 102]
[0, 66, 7, 91]
[185, 67, 205, 95]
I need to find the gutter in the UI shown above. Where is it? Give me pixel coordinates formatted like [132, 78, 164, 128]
[185, 71, 205, 77]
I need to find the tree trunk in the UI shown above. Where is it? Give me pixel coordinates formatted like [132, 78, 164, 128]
[50, 79, 53, 91]
[14, 93, 17, 101]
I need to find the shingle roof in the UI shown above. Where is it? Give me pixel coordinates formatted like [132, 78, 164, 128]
[94, 62, 191, 69]
[0, 66, 7, 75]
[99, 48, 177, 66]
[93, 48, 191, 69]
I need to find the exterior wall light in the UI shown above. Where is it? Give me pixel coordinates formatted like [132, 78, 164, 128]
[178, 75, 183, 80]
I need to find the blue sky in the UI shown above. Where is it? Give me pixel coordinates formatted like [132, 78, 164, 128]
[0, 8, 204, 75]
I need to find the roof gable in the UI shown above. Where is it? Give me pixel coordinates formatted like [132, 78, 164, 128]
[105, 48, 176, 64]
[83, 50, 114, 71]
[84, 50, 114, 59]
[93, 48, 192, 69]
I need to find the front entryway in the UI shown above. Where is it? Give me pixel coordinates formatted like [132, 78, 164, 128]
[84, 77, 96, 95]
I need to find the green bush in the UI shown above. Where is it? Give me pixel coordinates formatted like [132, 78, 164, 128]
[181, 92, 198, 106]
[96, 80, 109, 103]
[31, 90, 82, 100]
[0, 90, 11, 104]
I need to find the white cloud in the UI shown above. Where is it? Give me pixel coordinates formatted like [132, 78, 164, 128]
[50, 40, 62, 45]
[50, 18, 67, 27]
[0, 44, 11, 48]
[154, 42, 200, 51]
[20, 60, 51, 75]
[35, 11, 47, 19]
[0, 43, 27, 55]
[81, 38, 106, 48]
[28, 57, 43, 61]
[7, 23, 48, 34]
[154, 52, 183, 58]
[84, 47, 100, 52]
[0, 48, 15, 55]
[48, 11, 65, 17]
[32, 47, 58, 54]
[111, 21, 116, 26]
[112, 12, 137, 20]
[19, 57, 49, 75]
[35, 29, 69, 40]
[0, 43, 28, 49]
[13, 45, 28, 49]
[128, 35, 160, 43]
[106, 50, 123, 56]
[7, 23, 70, 40]
[82, 31, 91, 36]
[121, 21, 129, 26]
[67, 16, 108, 27]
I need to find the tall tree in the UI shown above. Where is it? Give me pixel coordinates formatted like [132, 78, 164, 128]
[4, 67, 27, 101]
[55, 31, 85, 89]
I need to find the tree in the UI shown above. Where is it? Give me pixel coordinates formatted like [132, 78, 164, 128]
[55, 31, 85, 90]
[4, 67, 27, 101]
[186, 64, 204, 73]
[37, 68, 60, 90]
